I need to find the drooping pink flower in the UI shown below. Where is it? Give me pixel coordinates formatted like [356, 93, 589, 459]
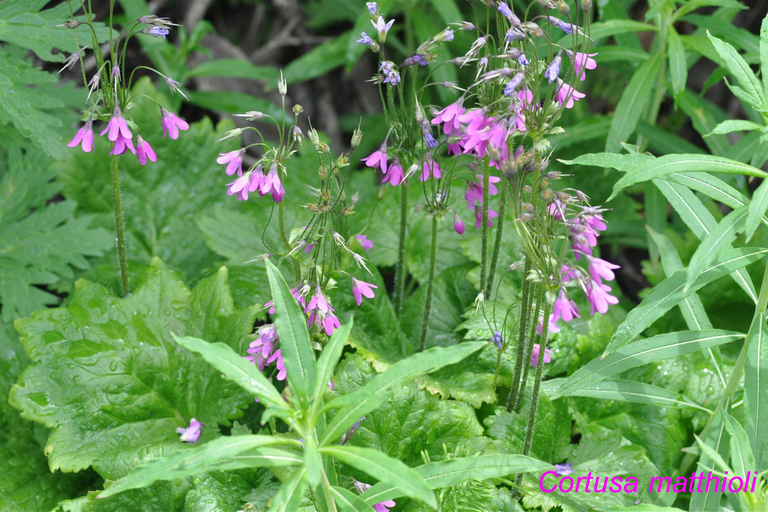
[109, 133, 136, 156]
[217, 149, 245, 176]
[352, 278, 378, 306]
[552, 290, 580, 323]
[356, 234, 374, 252]
[585, 279, 619, 315]
[160, 108, 189, 139]
[382, 158, 404, 186]
[555, 80, 586, 109]
[136, 136, 157, 165]
[227, 174, 251, 201]
[531, 343, 554, 368]
[361, 145, 387, 174]
[67, 120, 95, 152]
[374, 501, 397, 512]
[587, 256, 620, 284]
[474, 205, 499, 228]
[537, 314, 561, 336]
[566, 50, 598, 81]
[101, 107, 132, 142]
[267, 349, 287, 381]
[431, 99, 465, 135]
[420, 155, 442, 181]
[245, 324, 278, 370]
[176, 418, 202, 443]
[260, 164, 285, 202]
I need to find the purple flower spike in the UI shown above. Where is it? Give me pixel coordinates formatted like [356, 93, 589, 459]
[136, 136, 157, 165]
[176, 418, 202, 443]
[67, 120, 95, 152]
[352, 278, 378, 306]
[160, 108, 189, 139]
[100, 107, 132, 142]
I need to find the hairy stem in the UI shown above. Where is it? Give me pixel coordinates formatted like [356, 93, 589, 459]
[486, 188, 507, 297]
[394, 185, 408, 317]
[480, 160, 491, 293]
[506, 258, 531, 411]
[419, 216, 439, 352]
[110, 154, 129, 296]
[515, 284, 544, 412]
[279, 201, 300, 281]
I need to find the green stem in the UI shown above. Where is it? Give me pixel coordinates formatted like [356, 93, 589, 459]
[515, 284, 544, 413]
[320, 470, 337, 512]
[394, 185, 408, 318]
[419, 216, 439, 352]
[486, 188, 507, 297]
[506, 258, 532, 411]
[110, 154, 129, 296]
[279, 201, 300, 281]
[480, 160, 491, 293]
[680, 259, 768, 475]
[516, 298, 552, 487]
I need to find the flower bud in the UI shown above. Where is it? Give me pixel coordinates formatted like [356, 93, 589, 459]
[557, 0, 570, 15]
[522, 22, 544, 38]
[336, 154, 349, 168]
[235, 111, 265, 120]
[277, 71, 287, 96]
[581, 0, 592, 10]
[293, 104, 303, 114]
[542, 188, 554, 201]
[454, 213, 465, 235]
[292, 126, 304, 143]
[351, 127, 363, 148]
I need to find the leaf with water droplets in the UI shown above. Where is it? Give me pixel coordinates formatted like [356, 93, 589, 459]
[9, 259, 259, 480]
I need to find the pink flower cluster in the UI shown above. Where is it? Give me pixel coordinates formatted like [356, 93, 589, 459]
[245, 324, 286, 381]
[217, 154, 285, 202]
[361, 144, 443, 186]
[67, 107, 189, 165]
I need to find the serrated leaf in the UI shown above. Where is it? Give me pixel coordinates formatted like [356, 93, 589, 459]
[609, 154, 768, 201]
[685, 205, 749, 292]
[707, 30, 767, 110]
[99, 435, 302, 498]
[606, 52, 660, 153]
[322, 445, 436, 507]
[9, 260, 258, 479]
[552, 330, 743, 400]
[745, 310, 768, 470]
[360, 454, 550, 505]
[605, 248, 766, 354]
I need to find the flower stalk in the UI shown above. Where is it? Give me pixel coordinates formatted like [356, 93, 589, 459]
[419, 216, 439, 352]
[506, 258, 531, 411]
[110, 154, 129, 296]
[394, 185, 408, 318]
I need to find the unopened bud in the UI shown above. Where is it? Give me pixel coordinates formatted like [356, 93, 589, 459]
[277, 71, 287, 96]
[454, 213, 465, 235]
[292, 125, 304, 143]
[522, 22, 544, 38]
[293, 104, 303, 114]
[581, 0, 592, 10]
[351, 127, 363, 148]
[336, 154, 349, 168]
[523, 185, 532, 194]
[542, 188, 554, 201]
[235, 111, 264, 120]
[318, 165, 328, 180]
[307, 128, 320, 146]
[216, 128, 244, 143]
[557, 0, 570, 15]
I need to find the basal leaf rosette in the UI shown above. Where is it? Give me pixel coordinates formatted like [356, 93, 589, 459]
[9, 259, 259, 480]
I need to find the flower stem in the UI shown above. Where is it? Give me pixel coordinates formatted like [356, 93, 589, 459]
[514, 284, 543, 412]
[110, 154, 129, 296]
[394, 185, 408, 318]
[419, 216, 439, 352]
[279, 201, 300, 281]
[515, 298, 552, 487]
[480, 160, 491, 293]
[486, 187, 507, 297]
[506, 258, 531, 411]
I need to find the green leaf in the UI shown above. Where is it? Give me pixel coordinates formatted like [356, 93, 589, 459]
[685, 205, 749, 292]
[313, 319, 352, 409]
[722, 412, 756, 481]
[609, 154, 768, 201]
[746, 178, 768, 242]
[552, 330, 743, 400]
[329, 354, 485, 468]
[543, 378, 711, 413]
[269, 467, 308, 512]
[321, 343, 485, 445]
[654, 179, 758, 302]
[0, 147, 112, 320]
[173, 335, 287, 412]
[762, 13, 768, 96]
[360, 454, 551, 505]
[321, 445, 436, 507]
[330, 486, 371, 512]
[745, 310, 768, 470]
[686, 14, 759, 56]
[606, 52, 661, 152]
[284, 32, 349, 85]
[606, 248, 765, 354]
[0, 0, 111, 62]
[690, 412, 730, 511]
[9, 260, 258, 479]
[709, 119, 763, 135]
[707, 30, 767, 110]
[265, 259, 316, 404]
[667, 26, 687, 99]
[188, 59, 280, 82]
[99, 435, 302, 498]
[558, 152, 653, 172]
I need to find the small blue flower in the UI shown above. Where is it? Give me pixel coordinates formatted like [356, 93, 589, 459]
[518, 54, 529, 66]
[357, 32, 374, 46]
[424, 133, 437, 148]
[545, 54, 562, 83]
[492, 331, 503, 349]
[148, 26, 169, 38]
[366, 2, 377, 14]
[555, 462, 574, 476]
[383, 70, 401, 86]
[547, 16, 575, 35]
[503, 72, 525, 96]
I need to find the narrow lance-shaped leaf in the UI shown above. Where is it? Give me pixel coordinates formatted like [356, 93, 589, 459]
[173, 335, 287, 412]
[761, 13, 768, 95]
[745, 178, 768, 242]
[606, 52, 661, 152]
[265, 259, 316, 403]
[321, 342, 485, 445]
[709, 120, 763, 135]
[360, 454, 551, 505]
[722, 412, 756, 480]
[551, 330, 743, 400]
[330, 486, 372, 512]
[690, 412, 730, 511]
[609, 154, 768, 201]
[269, 467, 308, 512]
[313, 319, 353, 411]
[685, 205, 749, 292]
[605, 248, 766, 354]
[745, 310, 768, 470]
[98, 435, 303, 498]
[321, 445, 436, 508]
[707, 31, 767, 110]
[668, 26, 687, 100]
[543, 378, 712, 413]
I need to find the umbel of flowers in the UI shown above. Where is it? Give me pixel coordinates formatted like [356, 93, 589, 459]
[357, 0, 617, 470]
[63, 10, 190, 297]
